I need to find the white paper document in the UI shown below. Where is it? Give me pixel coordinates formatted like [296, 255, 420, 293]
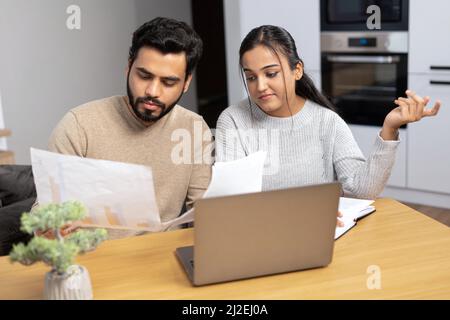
[31, 148, 163, 232]
[335, 197, 375, 239]
[159, 151, 267, 230]
[31, 148, 266, 233]
[203, 151, 266, 198]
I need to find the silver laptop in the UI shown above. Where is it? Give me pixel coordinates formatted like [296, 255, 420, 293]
[176, 182, 341, 286]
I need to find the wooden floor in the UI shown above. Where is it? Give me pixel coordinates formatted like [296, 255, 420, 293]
[402, 202, 450, 227]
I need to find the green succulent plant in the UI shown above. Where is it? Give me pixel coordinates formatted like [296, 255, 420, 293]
[9, 201, 108, 275]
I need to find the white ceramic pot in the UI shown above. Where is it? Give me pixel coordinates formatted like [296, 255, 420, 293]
[44, 265, 93, 300]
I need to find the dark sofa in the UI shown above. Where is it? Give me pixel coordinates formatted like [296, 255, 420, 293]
[0, 165, 36, 256]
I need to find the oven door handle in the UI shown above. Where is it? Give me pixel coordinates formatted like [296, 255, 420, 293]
[326, 55, 400, 64]
[430, 80, 450, 86]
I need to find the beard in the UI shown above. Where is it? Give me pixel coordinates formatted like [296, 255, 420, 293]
[126, 71, 184, 122]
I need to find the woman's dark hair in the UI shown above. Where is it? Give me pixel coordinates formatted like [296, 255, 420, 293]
[239, 25, 335, 112]
[129, 17, 203, 78]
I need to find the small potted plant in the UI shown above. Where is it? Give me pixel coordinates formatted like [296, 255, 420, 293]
[9, 201, 108, 300]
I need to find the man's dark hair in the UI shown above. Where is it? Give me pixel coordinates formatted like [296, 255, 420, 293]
[128, 17, 203, 78]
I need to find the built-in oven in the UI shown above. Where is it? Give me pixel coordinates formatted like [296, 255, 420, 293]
[321, 0, 409, 31]
[321, 32, 408, 127]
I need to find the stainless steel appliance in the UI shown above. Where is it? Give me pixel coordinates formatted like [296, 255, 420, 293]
[321, 0, 409, 31]
[321, 32, 408, 127]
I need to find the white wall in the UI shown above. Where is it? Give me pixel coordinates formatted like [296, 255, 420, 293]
[223, 0, 246, 106]
[0, 0, 195, 165]
[0, 90, 7, 150]
[224, 0, 321, 105]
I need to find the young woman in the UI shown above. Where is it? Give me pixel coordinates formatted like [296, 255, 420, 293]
[215, 25, 440, 200]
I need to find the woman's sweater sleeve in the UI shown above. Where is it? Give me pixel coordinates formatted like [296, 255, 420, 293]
[332, 116, 400, 199]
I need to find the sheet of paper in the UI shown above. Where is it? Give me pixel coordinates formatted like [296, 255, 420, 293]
[167, 151, 267, 228]
[160, 207, 194, 231]
[31, 148, 162, 232]
[203, 151, 266, 198]
[31, 149, 267, 233]
[335, 197, 375, 239]
[338, 197, 374, 219]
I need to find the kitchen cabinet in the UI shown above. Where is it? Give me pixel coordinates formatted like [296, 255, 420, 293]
[239, 0, 321, 71]
[407, 74, 450, 193]
[409, 0, 450, 73]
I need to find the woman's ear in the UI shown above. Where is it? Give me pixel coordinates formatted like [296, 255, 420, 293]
[295, 62, 303, 80]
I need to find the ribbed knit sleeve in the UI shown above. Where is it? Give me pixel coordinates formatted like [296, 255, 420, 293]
[332, 115, 400, 199]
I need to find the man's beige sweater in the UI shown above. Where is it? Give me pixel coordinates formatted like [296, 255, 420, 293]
[47, 96, 212, 236]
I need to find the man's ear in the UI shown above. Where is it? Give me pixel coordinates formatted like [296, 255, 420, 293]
[183, 74, 193, 93]
[126, 60, 133, 77]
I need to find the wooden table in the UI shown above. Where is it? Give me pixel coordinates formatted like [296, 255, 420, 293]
[0, 199, 449, 299]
